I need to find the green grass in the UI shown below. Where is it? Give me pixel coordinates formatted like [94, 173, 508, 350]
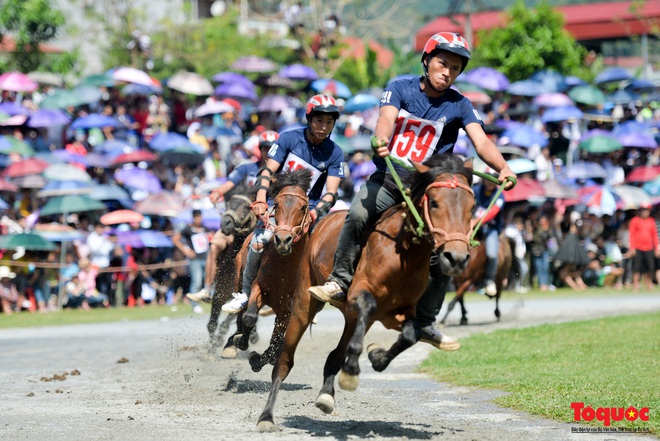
[0, 304, 203, 329]
[421, 312, 660, 434]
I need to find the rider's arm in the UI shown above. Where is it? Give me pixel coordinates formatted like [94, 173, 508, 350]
[209, 180, 235, 204]
[372, 106, 400, 157]
[312, 176, 341, 219]
[255, 158, 281, 204]
[466, 122, 516, 188]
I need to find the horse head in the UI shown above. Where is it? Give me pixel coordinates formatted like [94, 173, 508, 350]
[221, 185, 257, 236]
[269, 169, 312, 255]
[410, 154, 474, 276]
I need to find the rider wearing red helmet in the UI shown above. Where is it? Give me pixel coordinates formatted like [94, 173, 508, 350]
[309, 33, 516, 350]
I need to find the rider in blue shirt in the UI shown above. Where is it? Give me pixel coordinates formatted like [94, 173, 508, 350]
[309, 32, 516, 350]
[222, 95, 345, 313]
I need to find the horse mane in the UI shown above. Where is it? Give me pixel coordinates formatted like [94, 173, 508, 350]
[407, 154, 473, 203]
[225, 183, 258, 201]
[270, 169, 312, 198]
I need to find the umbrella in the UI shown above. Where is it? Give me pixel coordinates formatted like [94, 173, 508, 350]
[565, 76, 587, 87]
[3, 158, 49, 178]
[211, 72, 254, 86]
[26, 109, 71, 128]
[529, 70, 568, 93]
[122, 83, 161, 96]
[0, 180, 18, 193]
[28, 72, 64, 88]
[33, 223, 87, 242]
[503, 177, 545, 202]
[149, 132, 196, 151]
[167, 71, 214, 96]
[279, 64, 318, 81]
[310, 79, 352, 98]
[39, 195, 106, 217]
[0, 113, 28, 127]
[194, 100, 236, 118]
[43, 163, 93, 182]
[0, 102, 32, 116]
[0, 72, 38, 92]
[84, 153, 113, 168]
[96, 139, 135, 154]
[568, 85, 606, 106]
[642, 177, 660, 197]
[533, 93, 573, 108]
[616, 132, 657, 149]
[611, 185, 652, 210]
[88, 184, 131, 202]
[578, 185, 618, 216]
[564, 161, 607, 180]
[175, 207, 221, 230]
[540, 106, 583, 123]
[553, 233, 590, 266]
[36, 180, 94, 197]
[114, 167, 162, 193]
[70, 85, 104, 105]
[114, 229, 172, 248]
[100, 209, 144, 225]
[214, 82, 258, 101]
[463, 67, 509, 91]
[230, 56, 277, 73]
[500, 125, 547, 149]
[462, 90, 492, 106]
[111, 150, 158, 166]
[625, 166, 660, 183]
[13, 174, 47, 189]
[38, 89, 80, 109]
[51, 150, 89, 166]
[541, 180, 578, 199]
[261, 74, 293, 88]
[344, 94, 381, 113]
[0, 136, 35, 157]
[506, 158, 537, 174]
[612, 120, 652, 136]
[506, 80, 548, 97]
[133, 191, 184, 217]
[159, 147, 205, 167]
[578, 135, 623, 154]
[70, 113, 119, 130]
[594, 67, 633, 85]
[257, 95, 291, 113]
[112, 67, 156, 87]
[607, 89, 640, 105]
[624, 79, 656, 93]
[0, 233, 55, 251]
[78, 73, 115, 88]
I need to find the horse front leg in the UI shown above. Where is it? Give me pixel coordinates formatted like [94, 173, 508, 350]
[233, 287, 261, 351]
[315, 316, 355, 415]
[338, 290, 377, 392]
[249, 312, 290, 373]
[439, 294, 458, 325]
[207, 284, 224, 347]
[368, 318, 419, 372]
[459, 296, 468, 325]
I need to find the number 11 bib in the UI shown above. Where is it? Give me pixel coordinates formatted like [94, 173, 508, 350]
[388, 109, 446, 166]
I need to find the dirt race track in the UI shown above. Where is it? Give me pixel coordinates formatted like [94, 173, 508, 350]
[1, 292, 659, 441]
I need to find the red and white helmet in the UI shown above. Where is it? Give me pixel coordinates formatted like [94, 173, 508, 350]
[305, 94, 340, 122]
[422, 32, 471, 73]
[258, 130, 279, 148]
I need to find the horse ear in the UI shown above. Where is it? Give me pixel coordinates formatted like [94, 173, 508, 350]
[463, 157, 474, 170]
[411, 161, 430, 174]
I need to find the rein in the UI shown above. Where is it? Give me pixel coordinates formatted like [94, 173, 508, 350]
[251, 191, 311, 243]
[224, 194, 257, 234]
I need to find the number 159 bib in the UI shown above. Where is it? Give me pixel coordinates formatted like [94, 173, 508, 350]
[388, 109, 445, 166]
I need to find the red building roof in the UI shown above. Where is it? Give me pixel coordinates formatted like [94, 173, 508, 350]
[0, 36, 62, 54]
[415, 1, 660, 51]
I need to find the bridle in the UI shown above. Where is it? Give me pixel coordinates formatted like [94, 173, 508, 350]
[223, 194, 257, 235]
[254, 191, 311, 243]
[420, 175, 474, 249]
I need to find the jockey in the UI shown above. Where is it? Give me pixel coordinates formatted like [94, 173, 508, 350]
[309, 32, 516, 350]
[473, 169, 506, 297]
[221, 95, 345, 313]
[186, 130, 280, 303]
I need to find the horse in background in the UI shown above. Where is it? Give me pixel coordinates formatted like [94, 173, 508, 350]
[256, 155, 475, 430]
[440, 234, 513, 326]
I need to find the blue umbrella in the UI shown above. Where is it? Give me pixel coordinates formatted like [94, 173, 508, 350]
[26, 109, 71, 128]
[616, 131, 657, 149]
[594, 67, 633, 85]
[0, 102, 31, 116]
[96, 139, 135, 153]
[211, 72, 254, 87]
[149, 132, 196, 151]
[464, 67, 509, 91]
[500, 125, 547, 148]
[506, 158, 537, 174]
[612, 120, 652, 136]
[607, 89, 641, 105]
[624, 79, 656, 93]
[344, 94, 380, 113]
[70, 113, 119, 130]
[565, 76, 587, 87]
[506, 80, 549, 97]
[279, 64, 318, 81]
[114, 167, 162, 193]
[122, 83, 161, 96]
[88, 184, 131, 201]
[564, 161, 608, 180]
[310, 79, 352, 99]
[84, 152, 113, 168]
[214, 82, 258, 101]
[37, 180, 94, 197]
[541, 105, 584, 123]
[642, 177, 660, 197]
[529, 70, 568, 93]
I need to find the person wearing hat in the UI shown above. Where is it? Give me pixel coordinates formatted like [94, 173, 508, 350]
[629, 202, 659, 291]
[0, 266, 26, 315]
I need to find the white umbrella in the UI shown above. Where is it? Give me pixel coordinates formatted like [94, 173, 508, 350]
[112, 67, 155, 87]
[43, 163, 93, 182]
[194, 100, 235, 117]
[167, 71, 214, 96]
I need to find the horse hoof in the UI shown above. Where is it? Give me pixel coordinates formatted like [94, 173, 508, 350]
[459, 318, 468, 326]
[249, 329, 259, 344]
[315, 393, 335, 414]
[338, 370, 359, 392]
[256, 420, 279, 432]
[220, 346, 237, 359]
[249, 352, 263, 372]
[367, 343, 385, 365]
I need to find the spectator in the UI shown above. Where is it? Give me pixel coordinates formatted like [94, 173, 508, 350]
[172, 209, 209, 314]
[530, 215, 556, 291]
[629, 202, 659, 291]
[504, 216, 529, 292]
[0, 266, 27, 315]
[86, 222, 115, 303]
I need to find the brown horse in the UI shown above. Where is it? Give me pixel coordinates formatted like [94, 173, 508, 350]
[206, 185, 257, 349]
[439, 234, 513, 326]
[256, 154, 475, 430]
[227, 169, 313, 371]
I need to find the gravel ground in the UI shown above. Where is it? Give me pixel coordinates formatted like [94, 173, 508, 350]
[1, 292, 658, 441]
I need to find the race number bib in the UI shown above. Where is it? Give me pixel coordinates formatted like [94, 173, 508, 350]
[190, 232, 209, 254]
[388, 109, 445, 166]
[282, 153, 322, 189]
[245, 175, 257, 186]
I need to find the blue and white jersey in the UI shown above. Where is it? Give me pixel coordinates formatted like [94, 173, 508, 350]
[375, 77, 483, 171]
[227, 161, 261, 187]
[267, 127, 344, 207]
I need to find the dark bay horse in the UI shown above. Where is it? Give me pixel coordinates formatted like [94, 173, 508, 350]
[440, 234, 513, 326]
[227, 169, 313, 371]
[256, 155, 475, 430]
[206, 185, 258, 350]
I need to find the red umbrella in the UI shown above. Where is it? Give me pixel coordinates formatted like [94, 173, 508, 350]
[0, 179, 18, 192]
[111, 150, 159, 166]
[100, 209, 145, 226]
[625, 165, 660, 183]
[503, 177, 546, 202]
[3, 158, 49, 178]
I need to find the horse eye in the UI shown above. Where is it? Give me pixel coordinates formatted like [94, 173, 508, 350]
[430, 200, 439, 209]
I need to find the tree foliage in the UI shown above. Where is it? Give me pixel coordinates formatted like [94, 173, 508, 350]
[471, 0, 593, 82]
